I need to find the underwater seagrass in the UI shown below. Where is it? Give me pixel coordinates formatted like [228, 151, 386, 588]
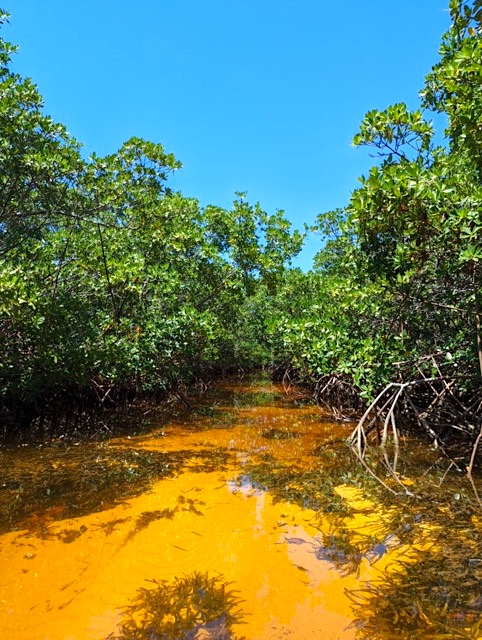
[107, 571, 245, 640]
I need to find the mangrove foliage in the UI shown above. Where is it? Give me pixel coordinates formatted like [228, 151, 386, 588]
[1, 0, 482, 470]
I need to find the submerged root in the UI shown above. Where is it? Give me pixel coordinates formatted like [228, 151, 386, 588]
[347, 376, 482, 503]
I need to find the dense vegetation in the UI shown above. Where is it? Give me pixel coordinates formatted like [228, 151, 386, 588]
[0, 8, 302, 439]
[267, 0, 482, 467]
[1, 0, 482, 457]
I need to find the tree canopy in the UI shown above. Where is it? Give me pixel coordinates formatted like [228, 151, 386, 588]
[264, 0, 482, 466]
[1, 1, 482, 455]
[0, 8, 303, 437]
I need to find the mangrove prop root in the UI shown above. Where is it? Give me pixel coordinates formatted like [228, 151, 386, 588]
[347, 375, 482, 503]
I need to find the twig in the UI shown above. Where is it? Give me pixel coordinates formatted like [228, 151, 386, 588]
[351, 448, 398, 495]
[467, 423, 482, 509]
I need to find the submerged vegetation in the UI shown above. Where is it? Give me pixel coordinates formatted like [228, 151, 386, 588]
[350, 548, 482, 640]
[0, 376, 481, 639]
[0, 441, 232, 536]
[107, 572, 245, 640]
[1, 2, 482, 635]
[243, 425, 482, 639]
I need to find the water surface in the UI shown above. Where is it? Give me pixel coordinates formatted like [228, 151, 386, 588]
[0, 376, 480, 639]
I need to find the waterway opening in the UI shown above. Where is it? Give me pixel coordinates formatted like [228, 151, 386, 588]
[0, 374, 481, 639]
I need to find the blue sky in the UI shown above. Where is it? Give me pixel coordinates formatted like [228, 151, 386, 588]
[6, 1, 450, 269]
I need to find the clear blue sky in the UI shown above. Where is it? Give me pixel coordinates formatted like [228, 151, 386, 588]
[6, 1, 450, 269]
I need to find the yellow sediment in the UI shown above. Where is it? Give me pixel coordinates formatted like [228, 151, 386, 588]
[0, 382, 435, 639]
[0, 464, 364, 639]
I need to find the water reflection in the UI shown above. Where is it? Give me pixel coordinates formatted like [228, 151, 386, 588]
[0, 375, 481, 639]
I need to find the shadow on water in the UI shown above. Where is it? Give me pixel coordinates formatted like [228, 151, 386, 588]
[0, 444, 232, 536]
[1, 374, 482, 639]
[0, 377, 291, 538]
[236, 415, 482, 638]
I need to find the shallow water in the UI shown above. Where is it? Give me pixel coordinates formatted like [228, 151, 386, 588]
[0, 376, 481, 639]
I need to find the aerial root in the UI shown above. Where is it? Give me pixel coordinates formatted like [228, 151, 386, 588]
[347, 376, 482, 503]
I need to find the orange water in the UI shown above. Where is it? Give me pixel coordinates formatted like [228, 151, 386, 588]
[0, 377, 433, 639]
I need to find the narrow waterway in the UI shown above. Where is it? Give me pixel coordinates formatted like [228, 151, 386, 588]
[0, 376, 481, 639]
